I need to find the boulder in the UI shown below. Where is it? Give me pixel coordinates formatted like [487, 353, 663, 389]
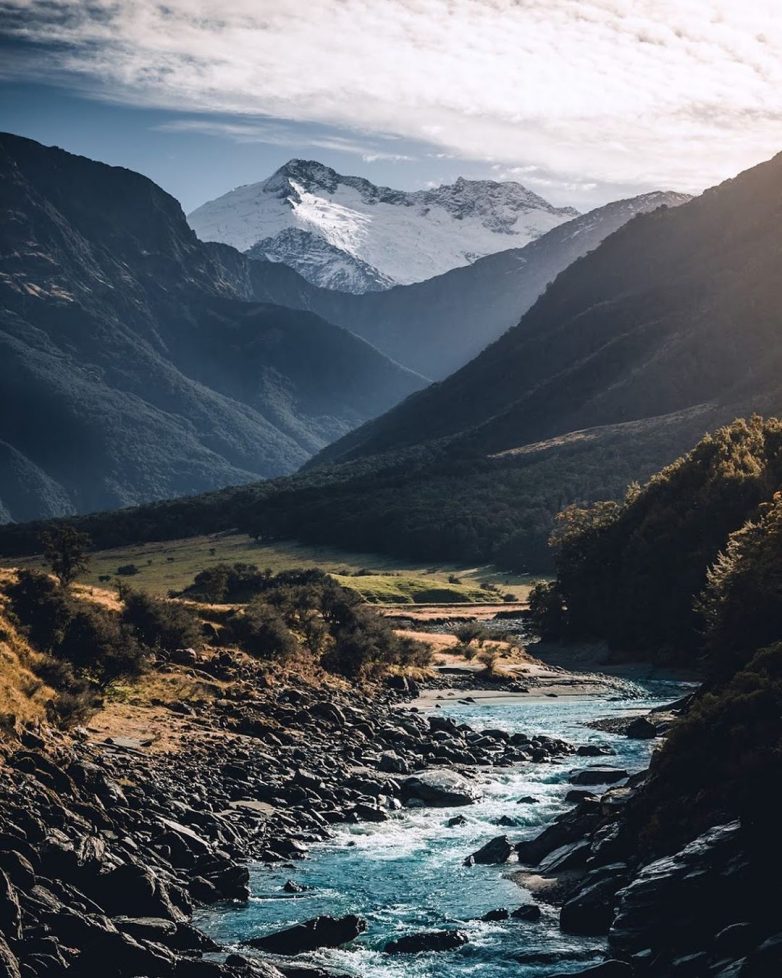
[400, 770, 482, 807]
[282, 880, 308, 894]
[609, 821, 745, 962]
[517, 801, 602, 866]
[75, 930, 175, 977]
[465, 835, 513, 866]
[538, 840, 591, 875]
[351, 803, 388, 823]
[561, 865, 629, 935]
[384, 930, 468, 954]
[625, 717, 657, 739]
[0, 872, 21, 942]
[511, 904, 542, 921]
[88, 863, 187, 922]
[712, 922, 755, 959]
[244, 915, 367, 954]
[480, 908, 509, 921]
[0, 935, 20, 978]
[566, 790, 597, 804]
[113, 916, 177, 943]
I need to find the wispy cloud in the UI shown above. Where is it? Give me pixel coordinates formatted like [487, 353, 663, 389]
[2, 0, 782, 192]
[155, 118, 416, 162]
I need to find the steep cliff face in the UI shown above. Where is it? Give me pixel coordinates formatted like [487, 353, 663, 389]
[0, 134, 424, 521]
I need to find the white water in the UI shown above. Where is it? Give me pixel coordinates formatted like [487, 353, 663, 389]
[196, 681, 693, 976]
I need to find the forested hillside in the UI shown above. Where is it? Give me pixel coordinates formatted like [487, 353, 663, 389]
[526, 415, 782, 899]
[0, 134, 423, 522]
[530, 416, 782, 660]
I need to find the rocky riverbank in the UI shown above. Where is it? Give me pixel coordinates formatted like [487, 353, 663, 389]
[0, 652, 574, 978]
[458, 695, 782, 978]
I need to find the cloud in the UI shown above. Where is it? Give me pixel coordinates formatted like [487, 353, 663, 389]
[155, 118, 416, 161]
[2, 0, 782, 193]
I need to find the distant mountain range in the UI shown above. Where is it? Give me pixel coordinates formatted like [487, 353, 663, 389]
[188, 160, 579, 293]
[249, 190, 690, 379]
[20, 147, 782, 571]
[0, 134, 424, 523]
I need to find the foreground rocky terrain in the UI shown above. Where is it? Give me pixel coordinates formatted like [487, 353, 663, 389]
[0, 649, 573, 978]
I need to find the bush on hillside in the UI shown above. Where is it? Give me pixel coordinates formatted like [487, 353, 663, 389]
[121, 591, 203, 652]
[41, 523, 91, 586]
[454, 622, 492, 646]
[6, 571, 145, 686]
[227, 601, 297, 660]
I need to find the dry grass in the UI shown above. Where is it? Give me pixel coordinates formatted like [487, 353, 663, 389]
[0, 573, 55, 729]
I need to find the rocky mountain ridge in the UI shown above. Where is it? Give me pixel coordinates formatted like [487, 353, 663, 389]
[188, 159, 579, 293]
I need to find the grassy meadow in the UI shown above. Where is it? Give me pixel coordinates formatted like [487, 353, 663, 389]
[9, 532, 539, 605]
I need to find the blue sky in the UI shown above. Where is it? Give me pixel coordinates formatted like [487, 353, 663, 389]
[2, 1, 782, 214]
[1, 81, 486, 213]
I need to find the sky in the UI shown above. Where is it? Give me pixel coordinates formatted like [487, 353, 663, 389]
[1, 1, 782, 213]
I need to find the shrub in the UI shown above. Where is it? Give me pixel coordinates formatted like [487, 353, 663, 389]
[121, 591, 202, 652]
[454, 622, 491, 646]
[6, 571, 145, 687]
[116, 563, 140, 576]
[698, 492, 782, 679]
[6, 572, 72, 651]
[477, 648, 500, 675]
[57, 607, 145, 681]
[227, 601, 297, 660]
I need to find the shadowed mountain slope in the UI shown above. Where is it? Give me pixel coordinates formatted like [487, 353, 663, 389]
[313, 151, 782, 466]
[3, 151, 781, 571]
[249, 191, 689, 379]
[0, 133, 424, 522]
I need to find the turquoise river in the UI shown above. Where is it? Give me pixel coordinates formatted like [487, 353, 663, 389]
[196, 680, 692, 977]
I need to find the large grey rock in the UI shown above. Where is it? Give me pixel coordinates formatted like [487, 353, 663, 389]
[465, 835, 513, 866]
[0, 872, 21, 942]
[0, 935, 20, 978]
[625, 717, 657, 739]
[244, 915, 367, 954]
[400, 770, 482, 807]
[516, 801, 602, 865]
[384, 930, 468, 954]
[609, 821, 745, 962]
[560, 864, 629, 935]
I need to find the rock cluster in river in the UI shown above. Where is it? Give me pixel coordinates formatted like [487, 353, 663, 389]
[0, 670, 573, 977]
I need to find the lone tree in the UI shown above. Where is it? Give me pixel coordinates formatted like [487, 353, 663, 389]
[41, 524, 91, 587]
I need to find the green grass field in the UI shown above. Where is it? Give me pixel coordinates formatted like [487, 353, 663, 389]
[10, 532, 538, 604]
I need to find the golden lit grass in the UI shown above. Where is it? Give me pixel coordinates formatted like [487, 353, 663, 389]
[9, 533, 540, 605]
[0, 575, 55, 728]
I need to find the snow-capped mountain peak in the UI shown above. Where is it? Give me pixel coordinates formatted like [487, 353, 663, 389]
[188, 162, 580, 293]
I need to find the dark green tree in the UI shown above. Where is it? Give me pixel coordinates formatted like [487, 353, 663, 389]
[41, 524, 91, 587]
